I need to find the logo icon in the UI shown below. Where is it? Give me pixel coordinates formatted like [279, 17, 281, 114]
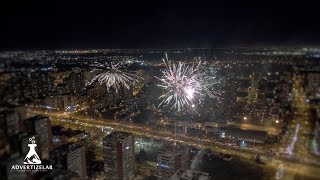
[23, 136, 42, 164]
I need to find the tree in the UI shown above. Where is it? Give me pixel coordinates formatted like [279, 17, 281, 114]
[137, 148, 147, 163]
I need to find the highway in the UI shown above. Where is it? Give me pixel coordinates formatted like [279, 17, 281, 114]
[27, 106, 320, 179]
[274, 76, 319, 180]
[160, 119, 280, 136]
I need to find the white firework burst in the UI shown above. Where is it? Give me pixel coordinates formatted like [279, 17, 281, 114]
[156, 54, 204, 111]
[89, 61, 142, 92]
[156, 54, 221, 111]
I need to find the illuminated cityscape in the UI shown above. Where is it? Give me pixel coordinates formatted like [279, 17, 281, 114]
[1, 47, 320, 179]
[1, 1, 320, 180]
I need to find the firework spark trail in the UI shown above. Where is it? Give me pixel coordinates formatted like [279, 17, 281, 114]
[156, 53, 220, 111]
[89, 61, 142, 93]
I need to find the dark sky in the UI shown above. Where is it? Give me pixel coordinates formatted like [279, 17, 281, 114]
[1, 0, 319, 49]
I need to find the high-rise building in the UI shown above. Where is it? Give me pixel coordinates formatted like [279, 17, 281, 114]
[103, 132, 135, 180]
[247, 72, 258, 104]
[157, 144, 190, 180]
[0, 131, 9, 156]
[29, 72, 54, 97]
[24, 115, 52, 158]
[65, 71, 85, 95]
[0, 110, 21, 136]
[0, 110, 23, 156]
[9, 133, 39, 156]
[50, 143, 87, 180]
[307, 73, 320, 95]
[0, 153, 26, 180]
[45, 94, 77, 111]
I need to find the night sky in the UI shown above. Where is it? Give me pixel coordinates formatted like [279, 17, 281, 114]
[1, 1, 319, 49]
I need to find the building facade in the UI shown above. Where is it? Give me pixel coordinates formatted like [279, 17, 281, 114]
[24, 115, 52, 158]
[103, 132, 135, 180]
[157, 144, 190, 180]
[50, 143, 87, 180]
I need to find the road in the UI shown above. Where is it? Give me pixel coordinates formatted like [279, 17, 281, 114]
[27, 107, 320, 179]
[275, 76, 319, 180]
[160, 119, 280, 135]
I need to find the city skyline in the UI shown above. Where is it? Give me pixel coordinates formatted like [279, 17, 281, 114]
[1, 47, 320, 179]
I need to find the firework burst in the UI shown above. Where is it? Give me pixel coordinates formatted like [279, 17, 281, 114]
[89, 61, 142, 92]
[156, 53, 213, 111]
